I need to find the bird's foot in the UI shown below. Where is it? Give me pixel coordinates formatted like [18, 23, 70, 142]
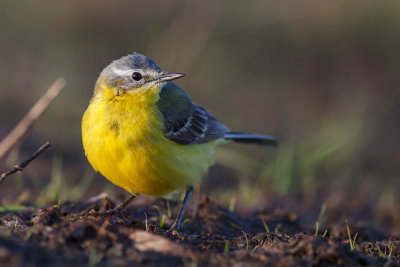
[167, 224, 198, 239]
[166, 220, 179, 234]
[165, 185, 196, 239]
[168, 229, 198, 239]
[89, 207, 132, 224]
[87, 194, 138, 224]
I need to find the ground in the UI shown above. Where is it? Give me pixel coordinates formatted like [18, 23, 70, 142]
[0, 194, 399, 266]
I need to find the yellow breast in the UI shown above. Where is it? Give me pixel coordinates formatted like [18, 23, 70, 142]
[81, 84, 218, 196]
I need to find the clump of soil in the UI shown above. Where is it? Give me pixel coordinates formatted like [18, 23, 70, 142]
[0, 194, 399, 266]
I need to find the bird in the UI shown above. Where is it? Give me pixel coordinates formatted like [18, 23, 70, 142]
[81, 53, 278, 234]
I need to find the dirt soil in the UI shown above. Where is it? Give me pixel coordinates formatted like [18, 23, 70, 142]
[0, 194, 399, 267]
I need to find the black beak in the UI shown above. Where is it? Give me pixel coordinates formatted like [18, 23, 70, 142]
[157, 72, 185, 83]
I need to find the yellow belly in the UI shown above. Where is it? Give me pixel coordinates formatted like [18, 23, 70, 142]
[81, 86, 218, 196]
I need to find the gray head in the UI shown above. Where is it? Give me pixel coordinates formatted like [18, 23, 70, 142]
[98, 53, 184, 92]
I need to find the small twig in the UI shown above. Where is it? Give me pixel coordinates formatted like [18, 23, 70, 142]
[0, 78, 65, 159]
[0, 141, 51, 184]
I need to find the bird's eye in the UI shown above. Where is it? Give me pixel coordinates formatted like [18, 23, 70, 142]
[131, 72, 142, 81]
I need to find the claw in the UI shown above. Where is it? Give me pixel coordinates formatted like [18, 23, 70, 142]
[86, 194, 138, 224]
[169, 229, 198, 239]
[91, 208, 132, 224]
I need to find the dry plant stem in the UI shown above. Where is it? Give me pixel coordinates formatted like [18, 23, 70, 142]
[0, 141, 51, 184]
[0, 78, 66, 159]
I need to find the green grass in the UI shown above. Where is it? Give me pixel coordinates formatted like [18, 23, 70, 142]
[166, 200, 172, 218]
[261, 218, 270, 233]
[248, 87, 375, 201]
[376, 241, 394, 260]
[314, 222, 319, 236]
[322, 229, 328, 238]
[346, 222, 358, 251]
[274, 223, 282, 233]
[315, 222, 328, 238]
[0, 204, 29, 212]
[317, 204, 327, 229]
[224, 240, 229, 255]
[153, 205, 166, 228]
[24, 226, 36, 241]
[315, 203, 328, 236]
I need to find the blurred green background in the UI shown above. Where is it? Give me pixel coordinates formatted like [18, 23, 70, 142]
[0, 1, 399, 226]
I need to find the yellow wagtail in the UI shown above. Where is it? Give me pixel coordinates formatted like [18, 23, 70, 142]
[82, 53, 278, 233]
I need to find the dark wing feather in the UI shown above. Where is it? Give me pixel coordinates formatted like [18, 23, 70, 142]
[157, 82, 229, 145]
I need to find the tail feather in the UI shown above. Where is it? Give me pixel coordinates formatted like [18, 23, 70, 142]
[224, 131, 279, 147]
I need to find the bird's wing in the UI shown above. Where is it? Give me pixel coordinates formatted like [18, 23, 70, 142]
[157, 82, 229, 145]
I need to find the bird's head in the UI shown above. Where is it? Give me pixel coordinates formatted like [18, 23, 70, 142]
[95, 53, 185, 96]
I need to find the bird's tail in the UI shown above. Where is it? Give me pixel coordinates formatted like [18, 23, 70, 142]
[224, 131, 279, 146]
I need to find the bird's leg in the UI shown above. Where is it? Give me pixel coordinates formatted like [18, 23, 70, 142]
[167, 185, 194, 235]
[89, 193, 138, 223]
